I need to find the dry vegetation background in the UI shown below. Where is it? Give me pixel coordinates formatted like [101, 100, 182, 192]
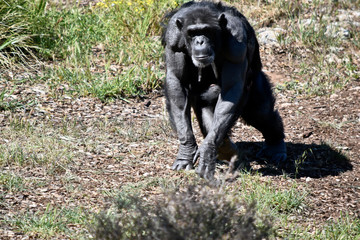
[0, 0, 359, 239]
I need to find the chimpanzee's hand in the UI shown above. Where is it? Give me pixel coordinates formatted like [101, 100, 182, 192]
[193, 142, 217, 180]
[171, 144, 197, 171]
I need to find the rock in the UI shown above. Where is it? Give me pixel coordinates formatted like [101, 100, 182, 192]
[330, 93, 339, 100]
[325, 23, 350, 39]
[257, 27, 286, 46]
[301, 9, 360, 40]
[329, 46, 344, 53]
[299, 18, 316, 28]
[338, 9, 360, 21]
[326, 53, 341, 64]
[338, 14, 350, 22]
[300, 18, 312, 26]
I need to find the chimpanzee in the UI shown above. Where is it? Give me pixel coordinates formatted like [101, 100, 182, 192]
[161, 1, 287, 179]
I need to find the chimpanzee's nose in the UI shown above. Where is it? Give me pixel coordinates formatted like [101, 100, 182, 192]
[195, 37, 205, 45]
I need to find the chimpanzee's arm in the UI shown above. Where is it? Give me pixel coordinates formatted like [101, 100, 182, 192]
[212, 60, 248, 143]
[165, 49, 197, 170]
[194, 42, 248, 179]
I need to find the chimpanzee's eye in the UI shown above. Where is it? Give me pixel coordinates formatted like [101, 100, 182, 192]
[187, 30, 196, 38]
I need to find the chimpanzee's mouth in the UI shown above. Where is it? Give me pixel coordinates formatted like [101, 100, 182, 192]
[196, 56, 210, 60]
[192, 55, 214, 68]
[195, 55, 212, 62]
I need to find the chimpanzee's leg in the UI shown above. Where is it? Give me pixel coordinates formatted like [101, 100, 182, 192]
[165, 52, 198, 171]
[166, 93, 197, 170]
[191, 89, 239, 165]
[241, 72, 287, 164]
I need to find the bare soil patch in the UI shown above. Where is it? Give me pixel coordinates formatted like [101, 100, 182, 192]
[1, 47, 359, 240]
[1, 74, 359, 238]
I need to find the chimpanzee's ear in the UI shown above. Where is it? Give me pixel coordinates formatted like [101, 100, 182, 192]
[218, 13, 227, 28]
[165, 17, 186, 52]
[176, 18, 184, 30]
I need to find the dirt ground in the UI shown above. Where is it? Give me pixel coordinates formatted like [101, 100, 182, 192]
[1, 73, 359, 237]
[1, 50, 360, 239]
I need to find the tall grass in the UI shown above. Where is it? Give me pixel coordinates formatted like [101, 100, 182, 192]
[0, 0, 48, 68]
[1, 0, 186, 99]
[271, 0, 360, 96]
[3, 0, 358, 99]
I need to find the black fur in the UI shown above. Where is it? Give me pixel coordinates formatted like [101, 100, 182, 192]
[162, 1, 286, 179]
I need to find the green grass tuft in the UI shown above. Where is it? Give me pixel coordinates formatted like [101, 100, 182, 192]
[95, 183, 274, 240]
[6, 205, 93, 239]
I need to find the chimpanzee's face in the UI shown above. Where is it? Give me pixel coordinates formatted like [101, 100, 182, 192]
[186, 23, 217, 67]
[175, 14, 222, 68]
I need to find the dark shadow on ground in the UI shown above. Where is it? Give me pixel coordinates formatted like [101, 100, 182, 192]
[234, 142, 353, 178]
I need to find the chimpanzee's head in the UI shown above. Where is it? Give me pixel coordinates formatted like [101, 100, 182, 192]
[175, 8, 227, 68]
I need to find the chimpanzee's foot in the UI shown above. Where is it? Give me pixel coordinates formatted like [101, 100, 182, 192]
[172, 144, 197, 171]
[171, 159, 194, 171]
[256, 140, 287, 166]
[217, 138, 238, 161]
[217, 138, 249, 173]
